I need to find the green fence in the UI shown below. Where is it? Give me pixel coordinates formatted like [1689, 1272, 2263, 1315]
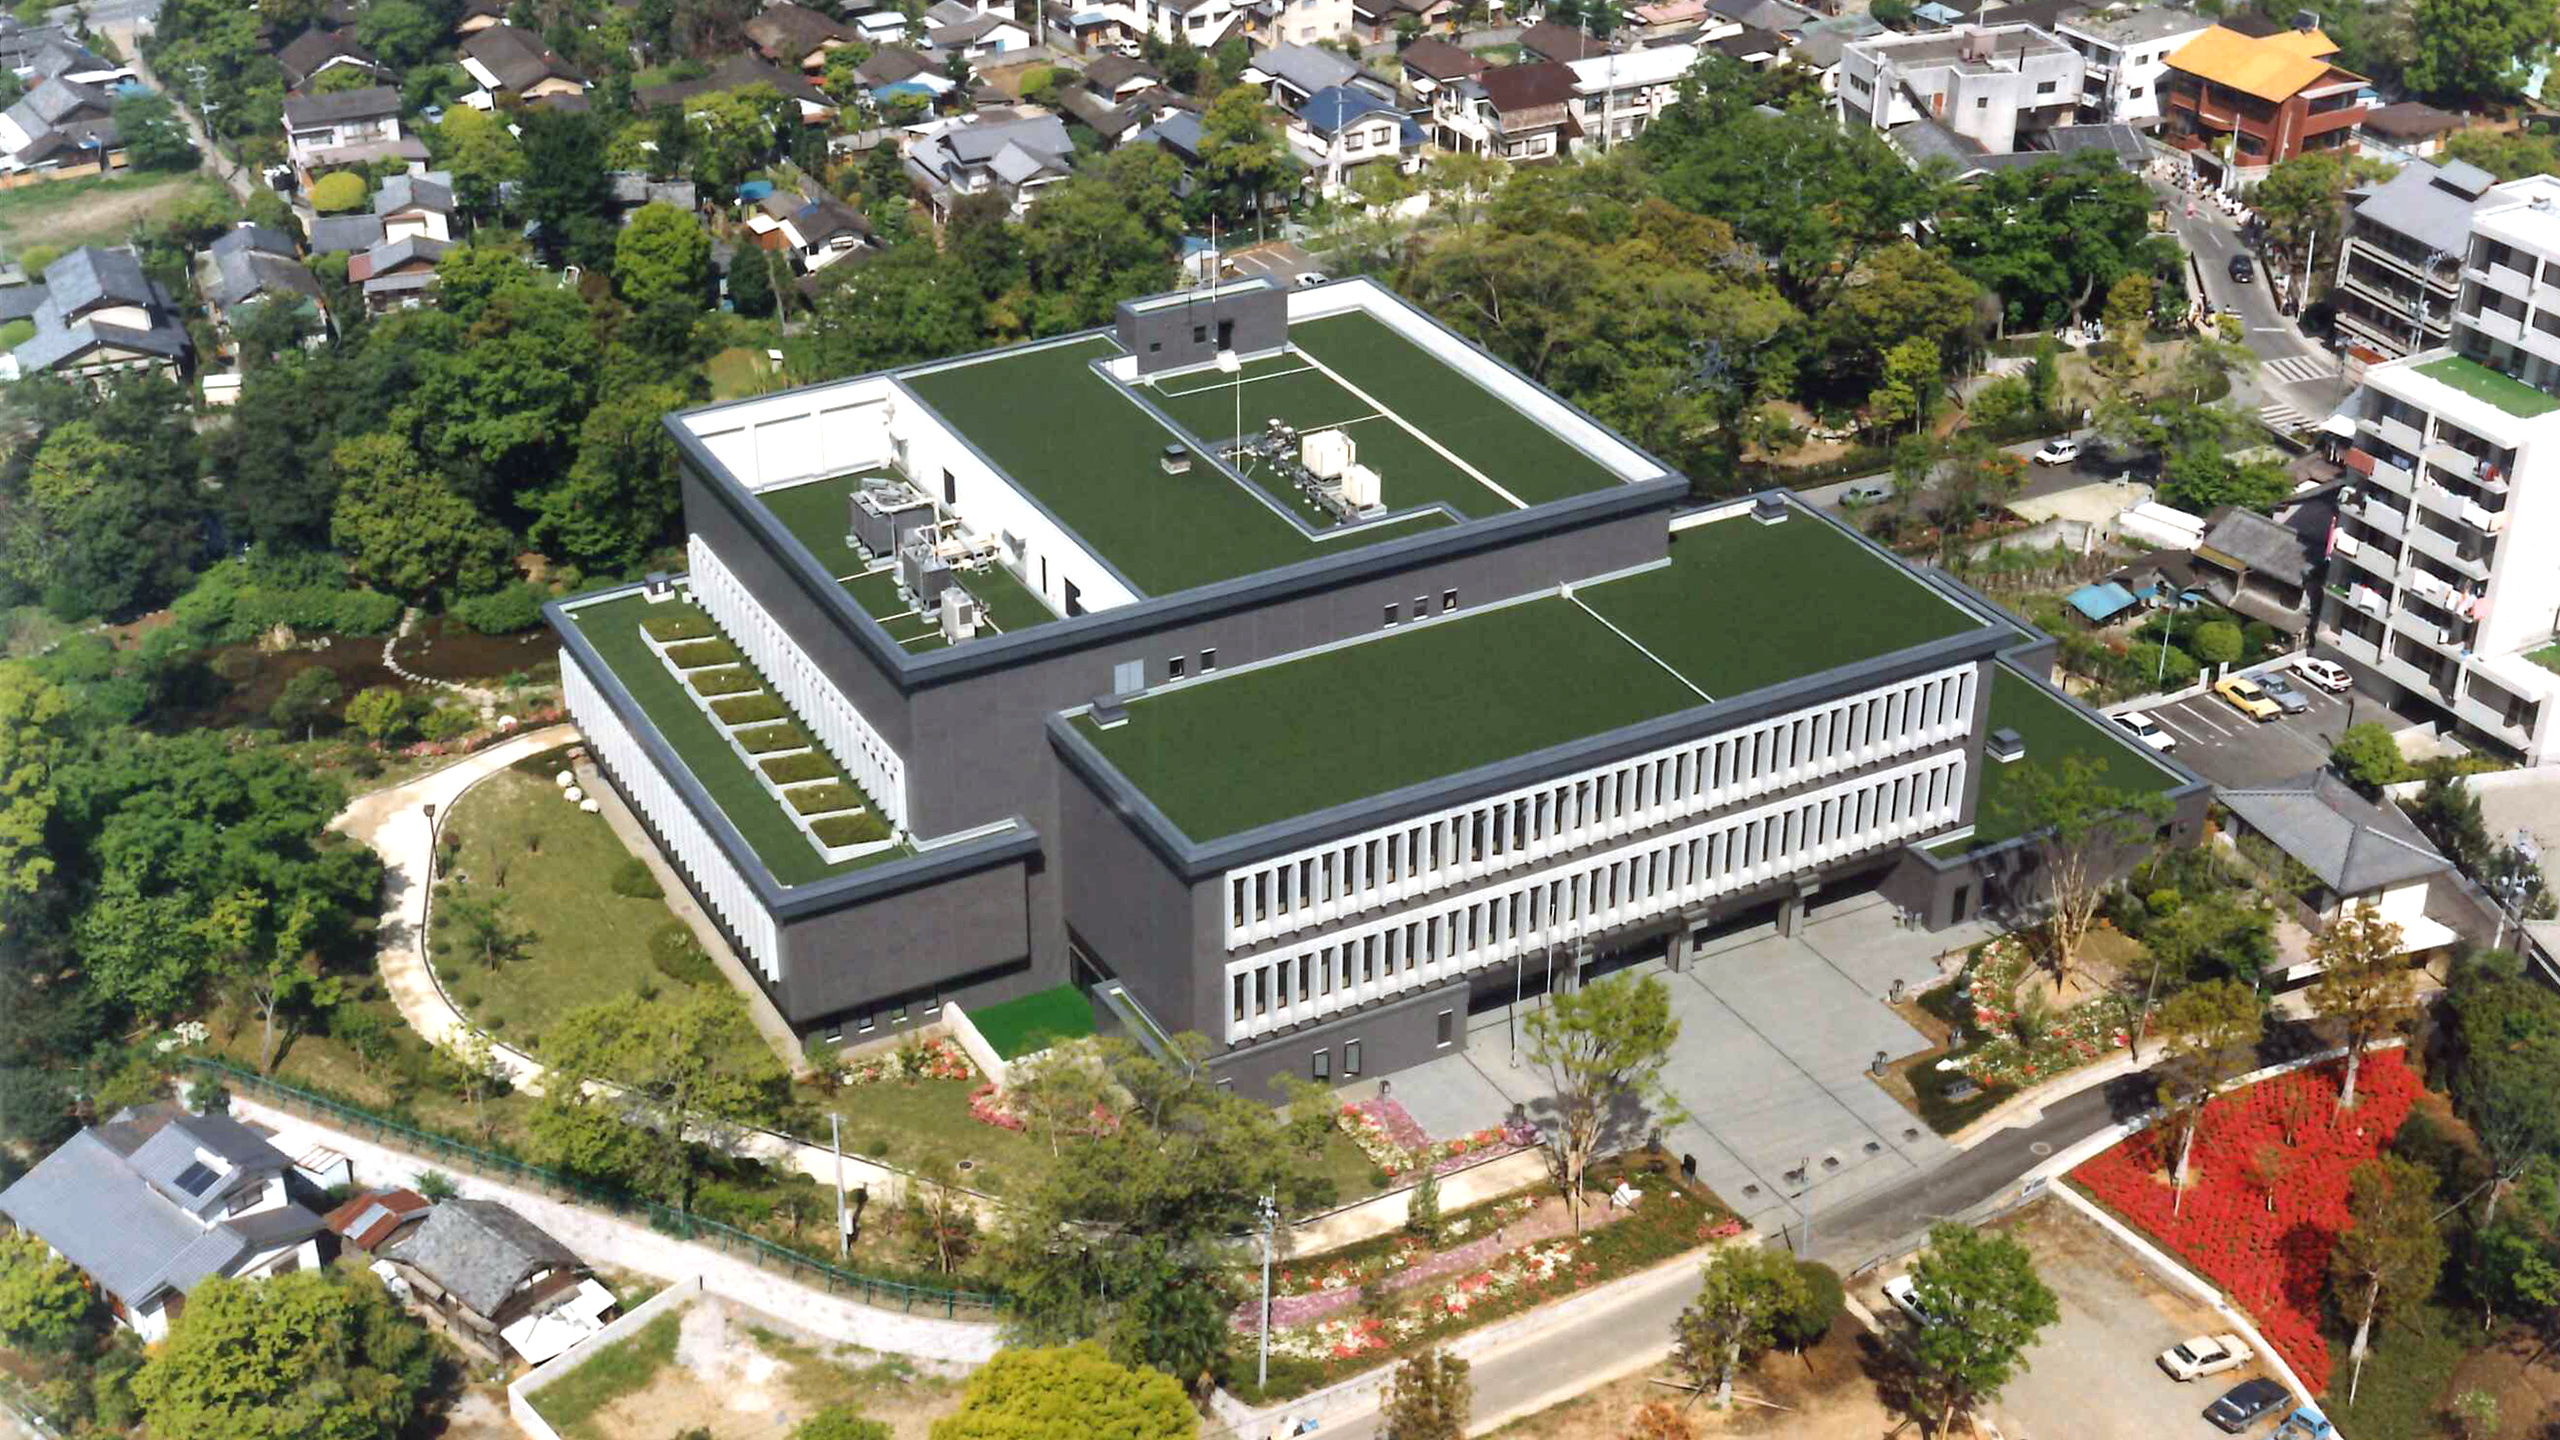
[184, 1057, 1008, 1320]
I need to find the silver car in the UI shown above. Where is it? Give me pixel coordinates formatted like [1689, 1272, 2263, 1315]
[2255, 671, 2312, 715]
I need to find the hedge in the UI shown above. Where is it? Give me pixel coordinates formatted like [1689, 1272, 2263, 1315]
[760, 752, 837, 784]
[788, 783, 859, 815]
[711, 695, 787, 725]
[811, 811, 891, 846]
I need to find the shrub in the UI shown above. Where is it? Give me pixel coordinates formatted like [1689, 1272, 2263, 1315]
[760, 752, 837, 784]
[712, 694, 787, 725]
[693, 1179, 777, 1228]
[310, 171, 368, 213]
[416, 1170, 459, 1200]
[736, 723, 809, 753]
[811, 812, 890, 846]
[171, 552, 405, 642]
[643, 614, 716, 642]
[0, 318, 30, 350]
[789, 784, 859, 815]
[665, 639, 741, 668]
[460, 991, 483, 1009]
[419, 705, 479, 742]
[651, 923, 720, 986]
[452, 581, 547, 635]
[1776, 1260, 1843, 1349]
[690, 668, 758, 697]
[866, 1136, 890, 1157]
[609, 858, 663, 900]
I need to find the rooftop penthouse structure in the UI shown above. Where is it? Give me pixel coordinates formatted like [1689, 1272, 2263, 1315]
[552, 277, 2199, 1092]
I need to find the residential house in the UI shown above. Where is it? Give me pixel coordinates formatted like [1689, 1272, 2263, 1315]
[1838, 23, 2084, 156]
[608, 172, 702, 221]
[376, 172, 456, 243]
[1790, 13, 1882, 97]
[1568, 41, 1701, 146]
[281, 85, 408, 172]
[926, 2, 1034, 58]
[1517, 21, 1615, 63]
[455, 0, 508, 36]
[1081, 53, 1165, 100]
[905, 109, 1075, 220]
[2218, 769, 2460, 977]
[21, 34, 128, 87]
[1705, 26, 1789, 67]
[349, 234, 451, 313]
[459, 23, 589, 108]
[858, 46, 957, 108]
[1287, 84, 1423, 196]
[0, 75, 122, 177]
[1348, 0, 1462, 45]
[783, 194, 875, 273]
[2159, 21, 2366, 185]
[1433, 61, 1579, 160]
[1701, 0, 1820, 39]
[321, 1188, 433, 1255]
[746, 2, 861, 72]
[0, 1104, 324, 1341]
[1056, 84, 1150, 145]
[376, 1198, 614, 1363]
[2362, 100, 2461, 161]
[1398, 37, 1486, 100]
[1631, 0, 1712, 39]
[276, 26, 390, 92]
[1133, 107, 1207, 174]
[201, 223, 328, 342]
[2049, 5, 2209, 124]
[0, 18, 72, 73]
[637, 53, 841, 127]
[2331, 157, 2499, 361]
[2188, 504, 2320, 630]
[1250, 42, 1395, 111]
[1259, 0, 1359, 46]
[308, 212, 389, 255]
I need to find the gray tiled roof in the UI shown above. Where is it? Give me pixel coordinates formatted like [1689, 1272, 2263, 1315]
[382, 1198, 582, 1319]
[2199, 506, 2312, 586]
[309, 213, 388, 254]
[374, 173, 454, 216]
[462, 23, 586, 92]
[2354, 158, 2504, 258]
[282, 84, 402, 127]
[44, 246, 154, 316]
[214, 249, 324, 310]
[0, 284, 41, 322]
[1253, 41, 1362, 96]
[2220, 770, 2454, 895]
[209, 224, 297, 260]
[21, 75, 107, 127]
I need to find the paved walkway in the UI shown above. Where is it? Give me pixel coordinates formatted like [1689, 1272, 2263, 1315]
[228, 1095, 1004, 1363]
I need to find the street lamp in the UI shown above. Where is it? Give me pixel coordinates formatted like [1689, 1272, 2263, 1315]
[1256, 1189, 1279, 1389]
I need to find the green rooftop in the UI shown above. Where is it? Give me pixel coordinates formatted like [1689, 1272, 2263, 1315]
[759, 471, 881, 580]
[567, 592, 911, 885]
[1075, 511, 1993, 843]
[1940, 667, 2186, 855]
[2416, 354, 2560, 419]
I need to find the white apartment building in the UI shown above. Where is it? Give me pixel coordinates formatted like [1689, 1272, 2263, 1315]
[1566, 42, 1700, 147]
[2050, 4, 2208, 124]
[1837, 23, 2084, 155]
[2323, 175, 2560, 762]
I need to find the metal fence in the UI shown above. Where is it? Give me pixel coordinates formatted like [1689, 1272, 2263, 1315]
[185, 1057, 1008, 1320]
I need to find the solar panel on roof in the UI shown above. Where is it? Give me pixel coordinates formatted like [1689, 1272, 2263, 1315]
[172, 1160, 217, 1195]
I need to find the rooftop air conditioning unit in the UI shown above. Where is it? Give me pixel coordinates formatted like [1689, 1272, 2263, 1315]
[1339, 462, 1382, 510]
[898, 535, 954, 610]
[1160, 444, 1192, 475]
[1987, 727, 2027, 764]
[1752, 494, 1789, 525]
[940, 590, 981, 643]
[1302, 428, 1356, 480]
[853, 482, 934, 558]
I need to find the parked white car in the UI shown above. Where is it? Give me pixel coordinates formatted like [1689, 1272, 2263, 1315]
[2159, 1333, 2251, 1381]
[2297, 658, 2352, 693]
[2113, 710, 2176, 753]
[2033, 438, 2081, 466]
[1882, 1274, 1935, 1326]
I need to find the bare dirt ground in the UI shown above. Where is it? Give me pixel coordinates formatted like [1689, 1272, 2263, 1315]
[580, 1296, 967, 1440]
[2445, 1330, 2560, 1440]
[1489, 1316, 1901, 1440]
[0, 173, 222, 253]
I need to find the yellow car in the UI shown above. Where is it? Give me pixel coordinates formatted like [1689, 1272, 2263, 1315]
[2215, 675, 2281, 722]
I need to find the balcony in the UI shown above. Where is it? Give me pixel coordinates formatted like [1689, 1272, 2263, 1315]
[2421, 440, 2481, 478]
[2348, 496, 2407, 538]
[2364, 413, 2425, 454]
[2463, 307, 2530, 345]
[2463, 498, 2506, 534]
[2402, 520, 2490, 578]
[2401, 568, 2454, 606]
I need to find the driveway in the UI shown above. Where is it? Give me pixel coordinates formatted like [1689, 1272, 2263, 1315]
[2119, 661, 2437, 790]
[1226, 240, 1320, 285]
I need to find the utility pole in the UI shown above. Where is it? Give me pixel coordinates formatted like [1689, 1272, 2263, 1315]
[1256, 1189, 1280, 1389]
[831, 1113, 848, 1259]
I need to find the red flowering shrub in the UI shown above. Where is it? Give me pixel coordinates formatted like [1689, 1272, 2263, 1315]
[2071, 1050, 2420, 1394]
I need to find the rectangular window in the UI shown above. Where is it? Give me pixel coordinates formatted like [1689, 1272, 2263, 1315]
[1413, 596, 1429, 617]
[1200, 648, 1217, 672]
[943, 470, 957, 506]
[857, 1010, 876, 1033]
[1384, 602, 1399, 627]
[1344, 1040, 1362, 1075]
[1234, 974, 1247, 1022]
[1442, 588, 1458, 611]
[1112, 659, 1143, 694]
[1193, 324, 1208, 343]
[824, 1020, 843, 1042]
[1435, 1010, 1454, 1046]
[1167, 655, 1185, 680]
[1312, 1048, 1331, 1081]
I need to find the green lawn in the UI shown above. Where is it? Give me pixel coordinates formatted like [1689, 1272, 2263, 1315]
[810, 1074, 1043, 1195]
[2528, 641, 2560, 675]
[435, 762, 737, 1049]
[758, 472, 885, 579]
[2415, 353, 2560, 418]
[1079, 594, 1699, 841]
[1946, 666, 2186, 852]
[1577, 511, 1986, 699]
[565, 592, 907, 885]
[844, 561, 1056, 650]
[530, 1311, 681, 1438]
[0, 171, 229, 252]
[966, 984, 1095, 1060]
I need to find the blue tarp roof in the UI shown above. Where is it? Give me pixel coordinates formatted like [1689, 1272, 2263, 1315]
[738, 179, 776, 201]
[2067, 581, 2139, 623]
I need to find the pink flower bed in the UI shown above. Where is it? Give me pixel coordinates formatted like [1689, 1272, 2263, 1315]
[1337, 1097, 1536, 1180]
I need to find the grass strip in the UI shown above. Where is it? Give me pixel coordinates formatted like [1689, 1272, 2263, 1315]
[664, 639, 742, 668]
[643, 614, 715, 642]
[711, 694, 788, 725]
[811, 812, 891, 846]
[529, 1311, 680, 1435]
[760, 752, 838, 783]
[736, 723, 810, 755]
[788, 782, 861, 815]
[689, 668, 758, 697]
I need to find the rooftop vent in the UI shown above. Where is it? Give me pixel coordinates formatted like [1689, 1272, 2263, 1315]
[1987, 726, 2026, 763]
[1751, 494, 1790, 525]
[1160, 444, 1192, 475]
[643, 570, 674, 603]
[1090, 696, 1130, 729]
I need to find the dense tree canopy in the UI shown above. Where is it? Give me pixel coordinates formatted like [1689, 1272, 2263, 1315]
[131, 1270, 434, 1440]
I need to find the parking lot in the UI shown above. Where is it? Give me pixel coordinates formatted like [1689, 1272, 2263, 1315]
[2115, 659, 2436, 790]
[1861, 1199, 2274, 1440]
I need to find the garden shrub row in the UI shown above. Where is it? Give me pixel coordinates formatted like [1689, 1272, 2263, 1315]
[690, 667, 758, 697]
[643, 614, 715, 642]
[711, 694, 787, 725]
[811, 812, 891, 847]
[665, 639, 742, 669]
[760, 752, 837, 784]
[650, 922, 721, 986]
[788, 783, 860, 816]
[171, 553, 405, 641]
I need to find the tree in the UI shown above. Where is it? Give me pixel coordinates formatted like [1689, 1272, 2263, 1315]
[355, 0, 443, 68]
[900, 1155, 979, 1275]
[1937, 154, 2162, 333]
[431, 107, 525, 227]
[437, 1028, 509, 1140]
[2100, 270, 2153, 348]
[235, 892, 336, 1075]
[727, 247, 776, 318]
[1903, 1223, 2060, 1436]
[327, 433, 515, 599]
[114, 89, 198, 170]
[2407, 0, 2555, 101]
[3, 402, 202, 621]
[795, 1409, 892, 1440]
[616, 203, 714, 316]
[1521, 973, 1685, 1232]
[2309, 902, 2419, 1110]
[444, 885, 534, 969]
[0, 1231, 94, 1352]
[805, 245, 986, 377]
[130, 1269, 435, 1440]
[310, 171, 368, 213]
[1198, 84, 1287, 224]
[518, 108, 617, 267]
[529, 382, 686, 571]
[531, 988, 788, 1209]
[268, 665, 342, 741]
[2014, 755, 2174, 996]
[1672, 1245, 1813, 1407]
[341, 685, 416, 747]
[2330, 1153, 2449, 1403]
[2154, 979, 2264, 1210]
[2191, 620, 2242, 669]
[682, 84, 784, 196]
[1383, 1348, 1471, 1440]
[0, 662, 69, 919]
[2447, 971, 2560, 1225]
[2250, 152, 2344, 281]
[928, 1343, 1194, 1440]
[2331, 723, 2407, 795]
[1872, 336, 1941, 437]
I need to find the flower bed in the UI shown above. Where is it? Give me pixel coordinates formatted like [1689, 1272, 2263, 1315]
[839, 1035, 975, 1087]
[1272, 1196, 1538, 1302]
[969, 1080, 1116, 1137]
[1946, 935, 2135, 1087]
[2070, 1050, 2423, 1393]
[664, 639, 742, 669]
[1243, 1162, 1737, 1399]
[1337, 1097, 1537, 1181]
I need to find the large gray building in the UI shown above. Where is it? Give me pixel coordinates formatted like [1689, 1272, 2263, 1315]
[2332, 157, 2501, 363]
[551, 277, 2200, 1092]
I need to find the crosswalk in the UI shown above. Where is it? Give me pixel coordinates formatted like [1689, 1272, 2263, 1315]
[2261, 353, 2338, 385]
[2258, 401, 2317, 434]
